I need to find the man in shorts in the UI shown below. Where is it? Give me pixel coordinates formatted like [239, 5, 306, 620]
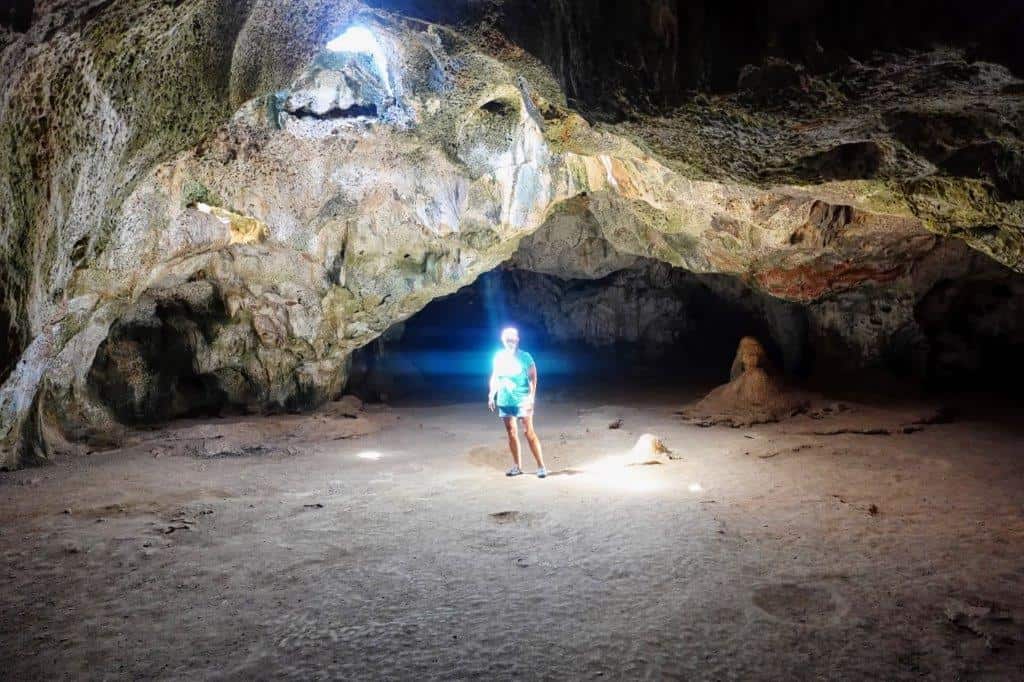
[488, 327, 547, 478]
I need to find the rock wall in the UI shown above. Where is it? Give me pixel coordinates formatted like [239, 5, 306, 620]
[368, 0, 1024, 113]
[354, 219, 1024, 401]
[498, 264, 808, 376]
[346, 264, 808, 402]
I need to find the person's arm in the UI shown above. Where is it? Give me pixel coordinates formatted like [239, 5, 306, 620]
[527, 362, 538, 404]
[488, 363, 499, 411]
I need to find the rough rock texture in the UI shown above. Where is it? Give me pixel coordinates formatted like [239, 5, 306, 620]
[509, 197, 1024, 378]
[362, 0, 1024, 110]
[1, 1, 1023, 467]
[344, 262, 812, 402]
[496, 264, 808, 374]
[617, 50, 1024, 269]
[676, 337, 951, 432]
[678, 337, 810, 427]
[353, 240, 1024, 404]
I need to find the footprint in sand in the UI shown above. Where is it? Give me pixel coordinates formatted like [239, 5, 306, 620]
[751, 583, 847, 627]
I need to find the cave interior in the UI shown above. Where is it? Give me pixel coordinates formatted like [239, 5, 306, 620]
[2, 0, 1024, 679]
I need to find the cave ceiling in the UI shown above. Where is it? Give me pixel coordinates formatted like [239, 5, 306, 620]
[0, 0, 1022, 467]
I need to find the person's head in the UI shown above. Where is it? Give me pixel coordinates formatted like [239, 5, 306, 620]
[501, 326, 519, 351]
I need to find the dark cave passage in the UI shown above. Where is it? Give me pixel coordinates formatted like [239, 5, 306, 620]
[348, 263, 809, 403]
[87, 284, 233, 425]
[0, 1, 32, 33]
[349, 261, 1024, 406]
[0, 301, 17, 385]
[914, 276, 1024, 392]
[0, 279, 27, 386]
[288, 103, 379, 120]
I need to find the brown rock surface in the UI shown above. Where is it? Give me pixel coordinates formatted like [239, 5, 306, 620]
[680, 337, 812, 427]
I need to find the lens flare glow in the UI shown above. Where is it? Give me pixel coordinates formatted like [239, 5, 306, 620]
[581, 454, 662, 493]
[325, 25, 392, 95]
[357, 450, 383, 460]
[688, 482, 704, 493]
[326, 26, 378, 53]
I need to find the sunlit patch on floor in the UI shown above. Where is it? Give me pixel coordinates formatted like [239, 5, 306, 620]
[578, 454, 666, 493]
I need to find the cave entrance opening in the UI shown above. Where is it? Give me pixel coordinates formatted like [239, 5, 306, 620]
[348, 261, 810, 405]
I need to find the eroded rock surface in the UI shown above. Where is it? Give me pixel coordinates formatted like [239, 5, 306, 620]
[1, 0, 1023, 467]
[679, 337, 811, 427]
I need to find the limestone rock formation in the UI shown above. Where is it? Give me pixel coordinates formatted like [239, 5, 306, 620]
[679, 337, 811, 427]
[1, 0, 1023, 467]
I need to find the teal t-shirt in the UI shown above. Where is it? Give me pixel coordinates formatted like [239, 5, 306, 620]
[493, 349, 534, 407]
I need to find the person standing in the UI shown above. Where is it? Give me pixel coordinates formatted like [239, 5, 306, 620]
[488, 327, 547, 478]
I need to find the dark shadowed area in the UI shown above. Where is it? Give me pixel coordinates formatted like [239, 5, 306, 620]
[349, 266, 806, 403]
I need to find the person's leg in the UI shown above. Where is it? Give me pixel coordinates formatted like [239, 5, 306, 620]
[503, 416, 522, 468]
[520, 415, 545, 469]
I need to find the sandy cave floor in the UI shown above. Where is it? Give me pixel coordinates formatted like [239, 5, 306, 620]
[2, 386, 1024, 680]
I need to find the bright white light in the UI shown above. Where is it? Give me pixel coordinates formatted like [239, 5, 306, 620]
[357, 450, 383, 460]
[629, 434, 668, 463]
[580, 454, 661, 493]
[325, 25, 392, 96]
[326, 26, 378, 54]
[688, 482, 704, 493]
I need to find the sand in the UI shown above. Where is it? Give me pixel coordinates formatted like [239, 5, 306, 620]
[1, 388, 1023, 679]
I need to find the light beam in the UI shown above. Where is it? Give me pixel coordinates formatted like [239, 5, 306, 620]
[325, 25, 392, 95]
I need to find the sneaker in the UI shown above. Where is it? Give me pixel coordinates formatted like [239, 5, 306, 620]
[506, 466, 523, 477]
[536, 467, 547, 478]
